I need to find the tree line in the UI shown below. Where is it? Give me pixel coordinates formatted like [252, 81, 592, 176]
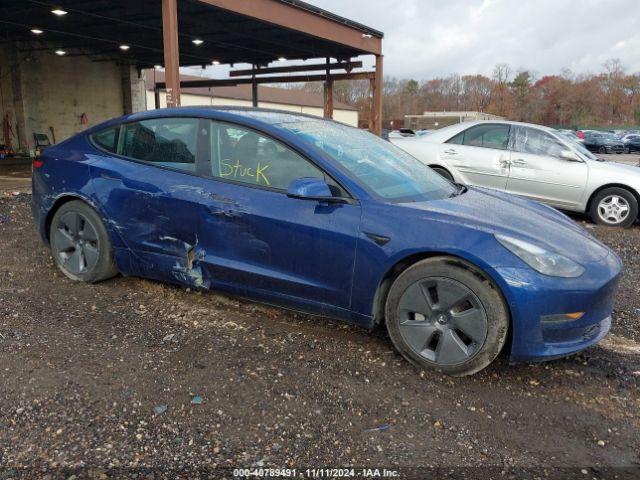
[288, 58, 640, 128]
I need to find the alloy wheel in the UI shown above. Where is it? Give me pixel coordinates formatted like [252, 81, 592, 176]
[597, 195, 630, 225]
[53, 211, 100, 275]
[397, 277, 488, 366]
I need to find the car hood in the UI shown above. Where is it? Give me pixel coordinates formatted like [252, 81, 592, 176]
[397, 186, 611, 264]
[587, 159, 640, 175]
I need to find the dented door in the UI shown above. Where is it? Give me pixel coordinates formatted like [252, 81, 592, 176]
[89, 117, 213, 287]
[197, 180, 361, 311]
[89, 157, 211, 287]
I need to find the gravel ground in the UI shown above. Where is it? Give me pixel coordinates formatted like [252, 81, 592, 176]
[1, 191, 640, 479]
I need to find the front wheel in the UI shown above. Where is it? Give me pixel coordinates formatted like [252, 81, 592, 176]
[589, 187, 638, 228]
[598, 146, 607, 154]
[385, 257, 509, 376]
[49, 200, 118, 282]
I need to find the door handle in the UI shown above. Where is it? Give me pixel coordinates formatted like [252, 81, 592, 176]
[443, 149, 458, 155]
[100, 172, 122, 181]
[511, 158, 527, 165]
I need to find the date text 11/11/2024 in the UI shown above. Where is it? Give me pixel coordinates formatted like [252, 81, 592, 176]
[232, 468, 400, 478]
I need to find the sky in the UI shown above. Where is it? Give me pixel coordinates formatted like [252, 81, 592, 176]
[184, 0, 640, 81]
[302, 0, 640, 79]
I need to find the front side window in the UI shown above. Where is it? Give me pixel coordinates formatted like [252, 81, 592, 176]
[276, 119, 457, 202]
[208, 122, 324, 190]
[511, 127, 566, 158]
[91, 126, 119, 153]
[461, 124, 510, 150]
[119, 118, 198, 172]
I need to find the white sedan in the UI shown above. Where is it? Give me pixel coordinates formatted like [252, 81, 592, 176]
[391, 120, 640, 228]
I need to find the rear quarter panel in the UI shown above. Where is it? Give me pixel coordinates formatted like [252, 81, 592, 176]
[32, 134, 121, 246]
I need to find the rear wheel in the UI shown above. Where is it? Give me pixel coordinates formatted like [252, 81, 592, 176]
[49, 200, 118, 282]
[598, 146, 607, 154]
[385, 257, 509, 376]
[589, 187, 638, 228]
[431, 166, 454, 182]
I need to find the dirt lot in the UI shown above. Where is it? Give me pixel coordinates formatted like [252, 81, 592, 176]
[1, 165, 640, 478]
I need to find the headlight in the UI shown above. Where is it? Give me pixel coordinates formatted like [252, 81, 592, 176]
[495, 234, 585, 278]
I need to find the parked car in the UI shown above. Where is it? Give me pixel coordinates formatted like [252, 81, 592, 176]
[621, 133, 640, 145]
[32, 108, 622, 376]
[388, 128, 416, 139]
[0, 144, 14, 158]
[582, 131, 627, 154]
[391, 120, 640, 227]
[624, 135, 640, 153]
[557, 129, 582, 143]
[416, 129, 432, 137]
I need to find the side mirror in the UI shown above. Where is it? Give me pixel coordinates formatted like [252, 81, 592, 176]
[559, 150, 581, 162]
[286, 177, 351, 204]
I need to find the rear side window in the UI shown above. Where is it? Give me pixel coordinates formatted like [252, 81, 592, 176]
[91, 126, 119, 153]
[457, 124, 510, 150]
[119, 118, 198, 172]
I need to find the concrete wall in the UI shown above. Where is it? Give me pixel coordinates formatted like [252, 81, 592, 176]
[0, 44, 146, 152]
[146, 90, 359, 127]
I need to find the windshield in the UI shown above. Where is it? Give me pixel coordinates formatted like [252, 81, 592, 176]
[277, 119, 457, 202]
[595, 132, 618, 141]
[560, 133, 599, 160]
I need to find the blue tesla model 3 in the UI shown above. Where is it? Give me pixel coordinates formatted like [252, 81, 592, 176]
[32, 107, 622, 376]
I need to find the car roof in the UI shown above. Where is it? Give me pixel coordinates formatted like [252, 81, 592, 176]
[130, 106, 331, 126]
[421, 119, 559, 143]
[85, 106, 345, 137]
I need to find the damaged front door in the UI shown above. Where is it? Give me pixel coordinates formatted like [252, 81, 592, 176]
[89, 117, 211, 287]
[195, 122, 361, 313]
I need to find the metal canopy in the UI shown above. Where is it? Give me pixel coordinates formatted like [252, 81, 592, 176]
[0, 0, 384, 134]
[0, 0, 382, 68]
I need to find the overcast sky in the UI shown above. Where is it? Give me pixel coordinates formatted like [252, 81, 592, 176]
[303, 0, 640, 79]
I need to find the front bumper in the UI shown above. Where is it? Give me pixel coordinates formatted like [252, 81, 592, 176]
[490, 251, 622, 362]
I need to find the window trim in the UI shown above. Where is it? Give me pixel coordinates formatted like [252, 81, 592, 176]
[205, 119, 337, 194]
[89, 125, 121, 154]
[89, 115, 355, 199]
[511, 125, 571, 159]
[89, 119, 201, 177]
[445, 123, 511, 151]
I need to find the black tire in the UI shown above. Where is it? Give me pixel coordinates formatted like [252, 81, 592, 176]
[431, 166, 454, 182]
[589, 187, 638, 228]
[598, 146, 607, 154]
[49, 200, 118, 282]
[385, 257, 509, 376]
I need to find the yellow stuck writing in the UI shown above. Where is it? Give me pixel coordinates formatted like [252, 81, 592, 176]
[220, 159, 270, 186]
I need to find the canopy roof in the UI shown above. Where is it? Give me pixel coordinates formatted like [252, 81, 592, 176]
[1, 0, 383, 69]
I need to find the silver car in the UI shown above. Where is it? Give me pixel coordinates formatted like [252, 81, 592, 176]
[391, 120, 640, 228]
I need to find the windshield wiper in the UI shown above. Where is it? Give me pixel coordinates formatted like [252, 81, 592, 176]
[449, 183, 467, 198]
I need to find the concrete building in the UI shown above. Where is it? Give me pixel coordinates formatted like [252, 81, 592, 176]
[146, 71, 359, 126]
[0, 47, 145, 154]
[405, 111, 505, 130]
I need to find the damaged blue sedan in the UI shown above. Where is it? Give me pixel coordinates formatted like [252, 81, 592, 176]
[32, 107, 622, 375]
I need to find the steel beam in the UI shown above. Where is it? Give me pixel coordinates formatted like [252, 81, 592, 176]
[230, 61, 362, 77]
[252, 65, 258, 107]
[155, 71, 375, 89]
[371, 54, 383, 136]
[195, 0, 382, 55]
[162, 0, 181, 107]
[323, 58, 333, 119]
